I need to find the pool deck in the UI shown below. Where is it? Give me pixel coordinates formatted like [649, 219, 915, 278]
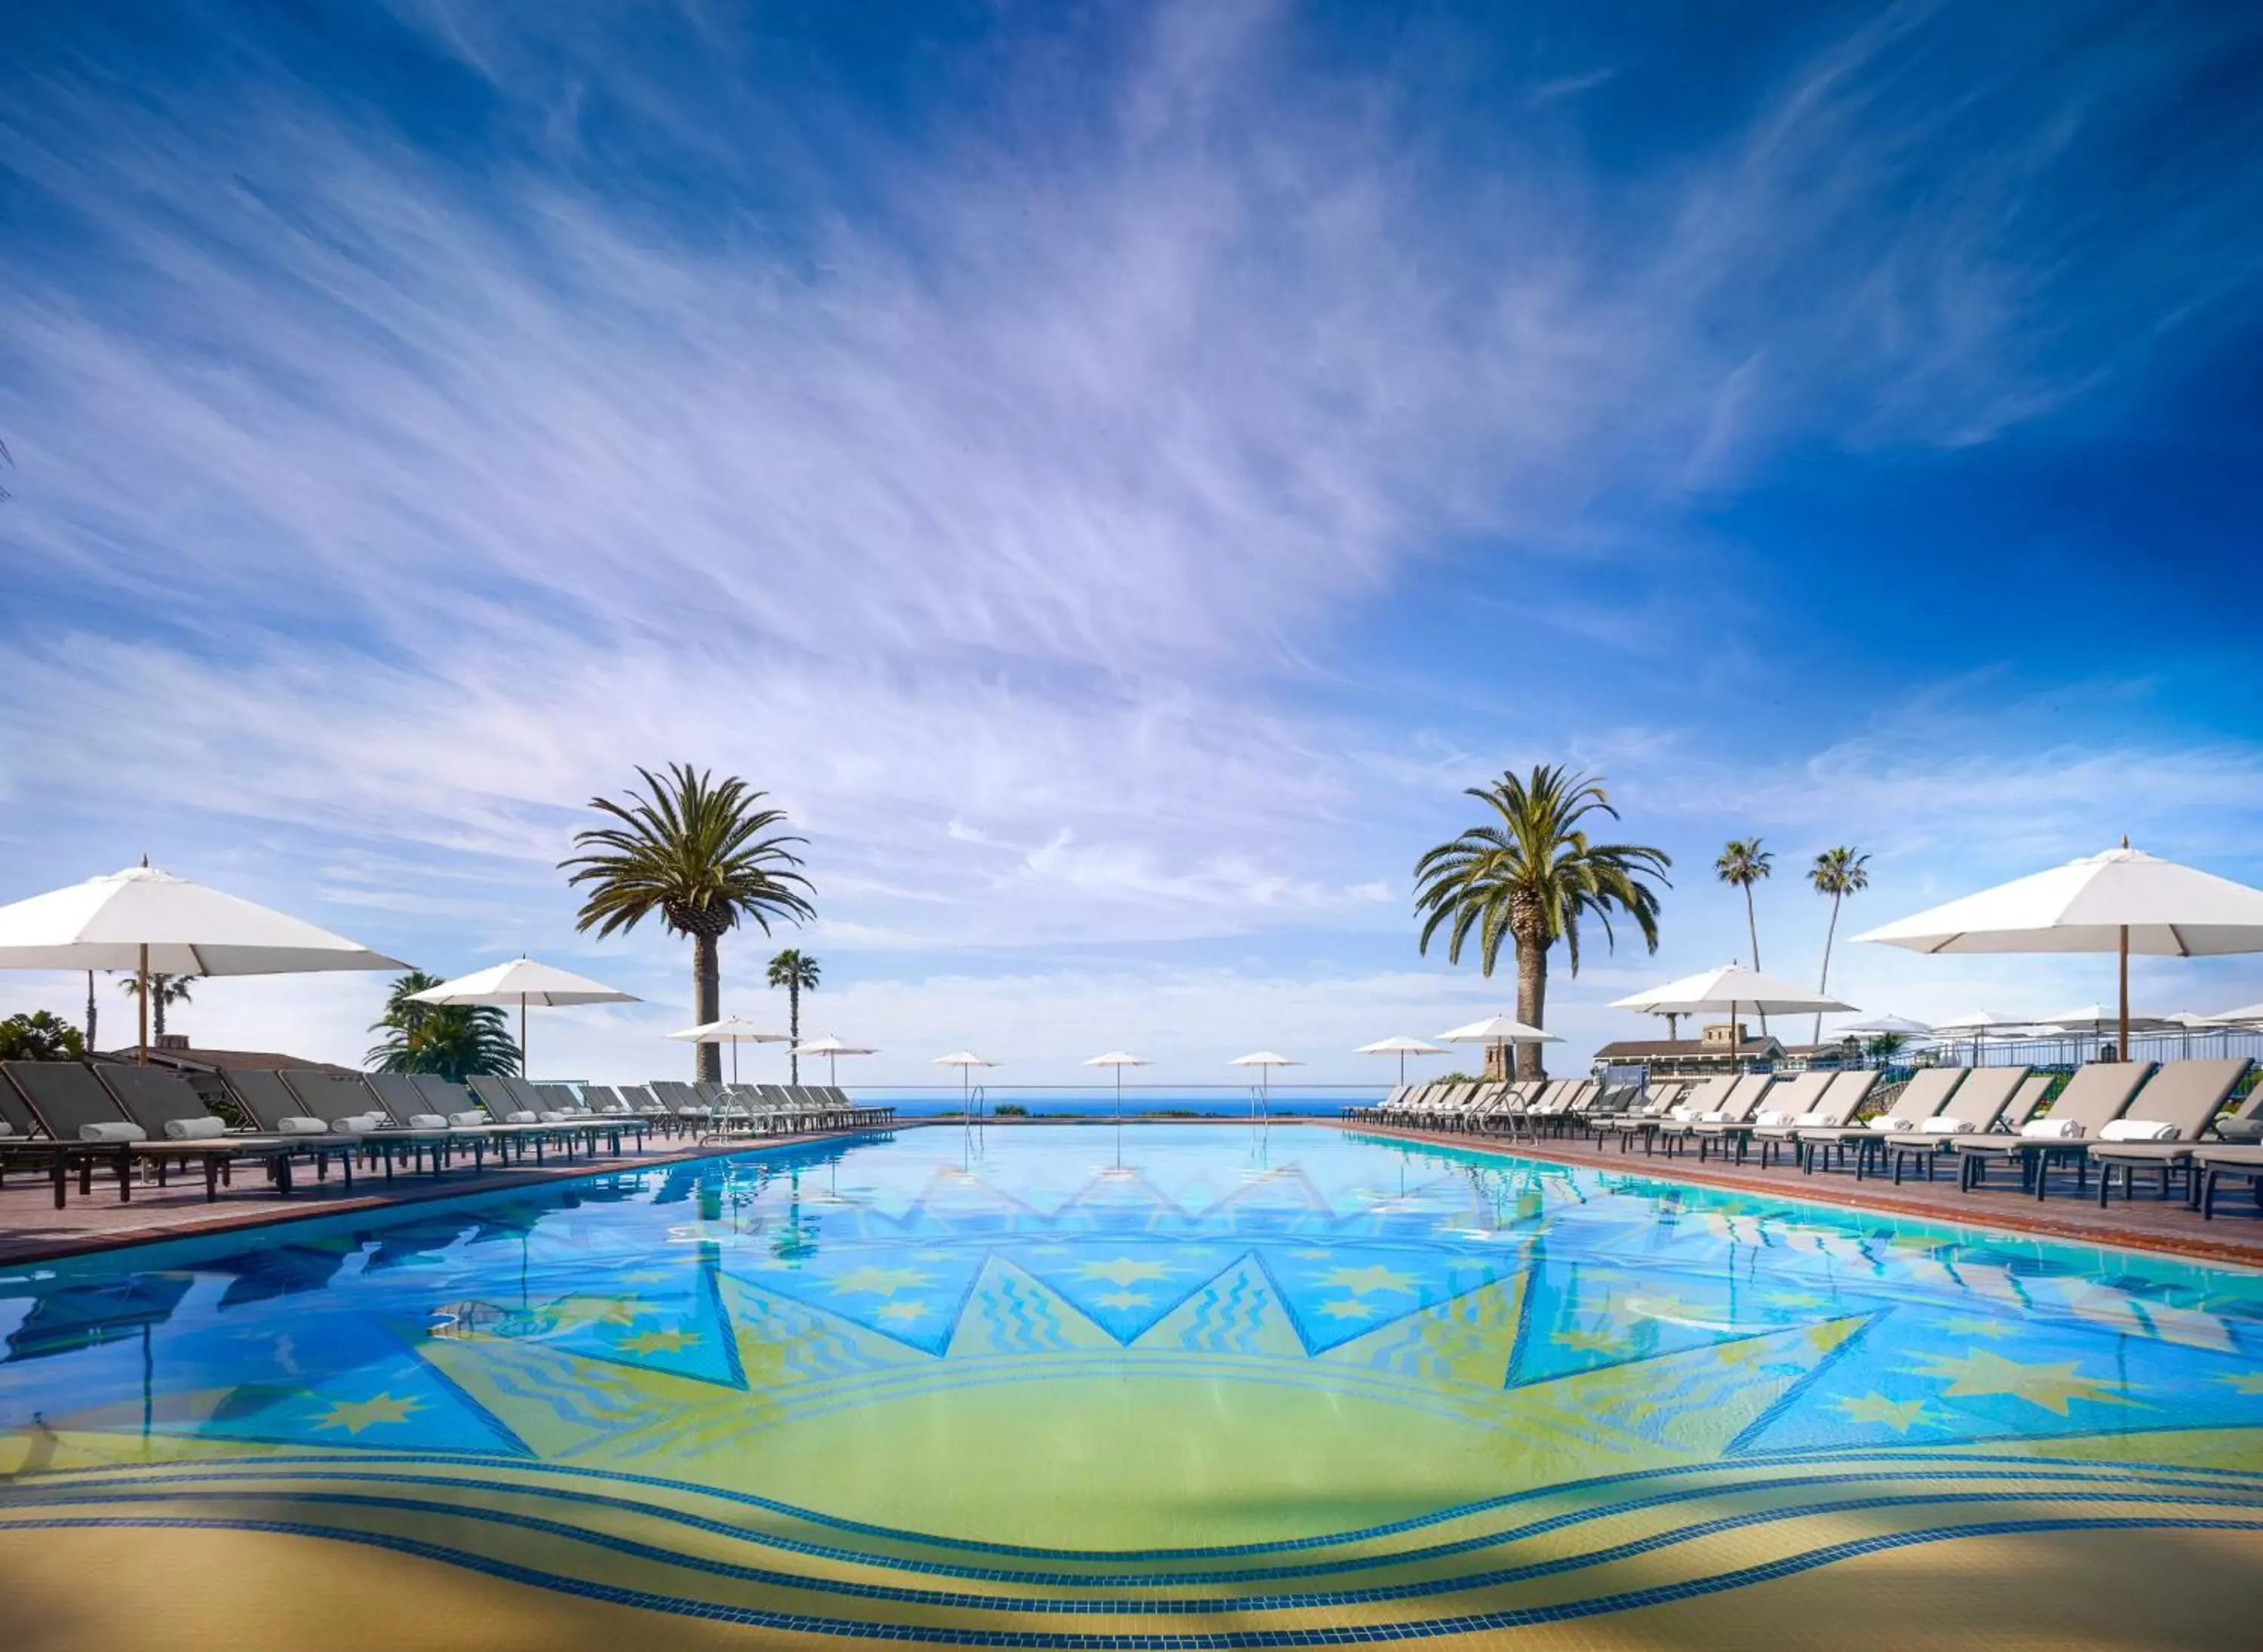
[1346, 1119, 2263, 1267]
[0, 1130, 876, 1266]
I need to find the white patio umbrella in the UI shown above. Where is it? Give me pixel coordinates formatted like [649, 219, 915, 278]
[1853, 842, 2263, 1060]
[1436, 1013, 1561, 1080]
[668, 1015, 789, 1082]
[1353, 1035, 1448, 1085]
[1229, 1051, 1300, 1110]
[932, 1050, 998, 1113]
[2207, 1002, 2263, 1026]
[410, 957, 638, 1077]
[1832, 1014, 1935, 1038]
[0, 861, 407, 1061]
[1610, 965, 1855, 1069]
[791, 1033, 876, 1088]
[1082, 1051, 1150, 1122]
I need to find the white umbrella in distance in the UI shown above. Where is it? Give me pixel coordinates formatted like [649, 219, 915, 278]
[1354, 1035, 1448, 1086]
[0, 861, 408, 1061]
[411, 957, 638, 1078]
[1611, 965, 1855, 1069]
[1082, 1051, 1150, 1123]
[1229, 1051, 1300, 1111]
[1853, 841, 2263, 1061]
[1832, 1014, 1935, 1038]
[668, 1015, 788, 1082]
[791, 1033, 875, 1088]
[1437, 1014, 1560, 1082]
[2206, 1002, 2263, 1026]
[932, 1050, 998, 1113]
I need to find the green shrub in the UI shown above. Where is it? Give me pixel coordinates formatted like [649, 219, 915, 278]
[993, 1103, 1029, 1116]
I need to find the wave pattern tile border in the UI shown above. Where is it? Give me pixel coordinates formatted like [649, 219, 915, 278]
[4, 1125, 2263, 1646]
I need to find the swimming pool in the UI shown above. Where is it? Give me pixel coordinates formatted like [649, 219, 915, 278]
[4, 1122, 2261, 1647]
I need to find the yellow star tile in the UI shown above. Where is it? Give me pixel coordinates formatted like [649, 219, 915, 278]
[1095, 1290, 1153, 1310]
[313, 1393, 425, 1436]
[1945, 1316, 2013, 1340]
[1835, 1392, 1932, 1432]
[2216, 1372, 2263, 1396]
[876, 1302, 929, 1322]
[1291, 1248, 1333, 1260]
[546, 1294, 649, 1328]
[1767, 1291, 1827, 1310]
[1322, 1265, 1418, 1297]
[1075, 1257, 1174, 1288]
[827, 1267, 935, 1298]
[616, 1327, 700, 1355]
[1902, 1349, 2141, 1417]
[1315, 1297, 1378, 1322]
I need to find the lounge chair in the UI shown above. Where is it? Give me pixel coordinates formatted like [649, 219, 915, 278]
[1675, 1073, 1780, 1162]
[1949, 1062, 2154, 1199]
[2088, 1058, 2255, 1208]
[1762, 1070, 1880, 1170]
[98, 1061, 358, 1196]
[286, 1070, 459, 1178]
[1599, 1081, 1684, 1152]
[1737, 1072, 1836, 1169]
[1645, 1077, 1734, 1155]
[1800, 1067, 1967, 1181]
[0, 1063, 139, 1206]
[4, 1061, 312, 1202]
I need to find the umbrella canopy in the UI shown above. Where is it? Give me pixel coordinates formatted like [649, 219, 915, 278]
[1609, 964, 1856, 1018]
[2032, 1004, 2173, 1036]
[411, 957, 637, 1077]
[1930, 1009, 2016, 1032]
[1353, 1034, 1447, 1085]
[0, 862, 407, 1061]
[1853, 843, 2263, 1056]
[668, 1016, 789, 1082]
[1082, 1051, 1150, 1125]
[1435, 1015, 1559, 1043]
[932, 1050, 997, 1110]
[2206, 1002, 2263, 1026]
[791, 1033, 875, 1087]
[1832, 1014, 1934, 1037]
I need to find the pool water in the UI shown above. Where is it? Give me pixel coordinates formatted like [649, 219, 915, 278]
[4, 1122, 2262, 1646]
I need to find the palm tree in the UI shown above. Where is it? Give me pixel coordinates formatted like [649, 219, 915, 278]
[1807, 846, 1872, 1042]
[766, 949, 821, 1083]
[1413, 765, 1671, 1081]
[1715, 837, 1773, 1032]
[119, 972, 201, 1042]
[561, 763, 815, 1082]
[0, 1010, 85, 1061]
[365, 970, 520, 1081]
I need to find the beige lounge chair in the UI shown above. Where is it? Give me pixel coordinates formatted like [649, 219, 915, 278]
[2087, 1058, 2254, 1208]
[1950, 1062, 2153, 1199]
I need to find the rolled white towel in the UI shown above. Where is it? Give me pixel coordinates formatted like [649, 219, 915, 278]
[1755, 1110, 1795, 1127]
[80, 1121, 146, 1143]
[278, 1116, 332, 1135]
[406, 1113, 450, 1130]
[2217, 1116, 2263, 1142]
[537, 1110, 567, 1122]
[504, 1110, 538, 1124]
[1920, 1116, 1971, 1135]
[163, 1115, 229, 1140]
[2020, 1117, 2083, 1139]
[448, 1110, 487, 1128]
[340, 1113, 386, 1133]
[0, 1120, 15, 1137]
[1867, 1116, 1915, 1132]
[2099, 1118, 2179, 1142]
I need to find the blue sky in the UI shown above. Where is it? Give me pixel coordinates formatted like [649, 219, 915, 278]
[4, 0, 2261, 1085]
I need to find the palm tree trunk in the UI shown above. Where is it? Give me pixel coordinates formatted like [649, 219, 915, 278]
[693, 935, 722, 1083]
[1514, 929, 1548, 1083]
[86, 972, 97, 1051]
[1744, 890, 1767, 1035]
[1812, 892, 1843, 1045]
[788, 984, 800, 1085]
[154, 985, 167, 1041]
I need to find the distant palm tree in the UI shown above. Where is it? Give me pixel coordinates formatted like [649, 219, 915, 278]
[766, 949, 821, 1083]
[1715, 837, 1774, 1032]
[562, 764, 815, 1082]
[365, 970, 520, 1081]
[0, 1010, 85, 1061]
[1807, 846, 1872, 1042]
[1413, 765, 1670, 1081]
[119, 972, 201, 1042]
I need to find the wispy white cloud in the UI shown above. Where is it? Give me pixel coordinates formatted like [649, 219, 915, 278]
[3, 0, 2260, 1067]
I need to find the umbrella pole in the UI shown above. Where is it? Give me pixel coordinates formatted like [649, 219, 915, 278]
[520, 994, 529, 1078]
[137, 943, 149, 1064]
[2117, 925, 2130, 1062]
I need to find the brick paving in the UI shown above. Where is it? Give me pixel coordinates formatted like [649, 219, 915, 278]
[1347, 1120, 2263, 1267]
